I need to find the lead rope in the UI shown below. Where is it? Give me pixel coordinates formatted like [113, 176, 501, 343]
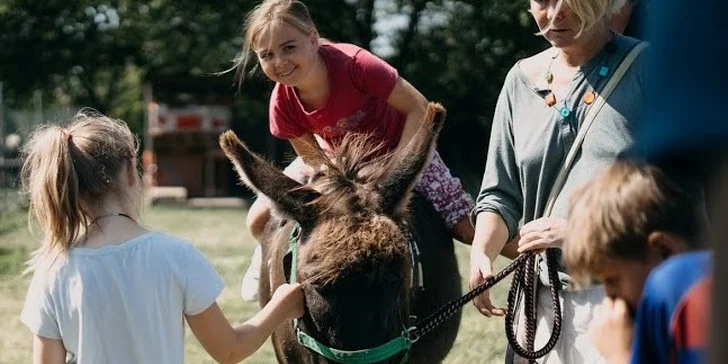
[407, 249, 562, 361]
[504, 249, 562, 361]
[286, 224, 562, 362]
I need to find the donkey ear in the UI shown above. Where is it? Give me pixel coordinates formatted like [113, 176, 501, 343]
[219, 130, 321, 226]
[377, 102, 446, 215]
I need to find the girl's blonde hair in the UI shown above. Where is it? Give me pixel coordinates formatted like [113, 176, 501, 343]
[540, 0, 628, 37]
[234, 0, 319, 89]
[21, 109, 139, 270]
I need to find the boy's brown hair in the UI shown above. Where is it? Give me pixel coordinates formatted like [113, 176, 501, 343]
[564, 160, 707, 284]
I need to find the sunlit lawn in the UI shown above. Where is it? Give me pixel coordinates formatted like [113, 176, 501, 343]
[0, 205, 511, 363]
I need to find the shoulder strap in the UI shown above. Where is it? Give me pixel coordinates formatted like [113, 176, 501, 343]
[543, 41, 648, 217]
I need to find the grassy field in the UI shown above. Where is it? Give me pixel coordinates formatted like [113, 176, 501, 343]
[0, 206, 512, 363]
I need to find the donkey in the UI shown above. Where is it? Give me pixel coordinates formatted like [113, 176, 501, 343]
[219, 103, 462, 363]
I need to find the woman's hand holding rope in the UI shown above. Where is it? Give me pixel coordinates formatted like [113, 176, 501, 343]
[516, 217, 567, 254]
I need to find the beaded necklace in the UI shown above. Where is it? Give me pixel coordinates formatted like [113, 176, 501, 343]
[543, 35, 617, 118]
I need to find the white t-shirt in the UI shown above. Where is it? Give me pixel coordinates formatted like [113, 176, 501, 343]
[20, 231, 224, 364]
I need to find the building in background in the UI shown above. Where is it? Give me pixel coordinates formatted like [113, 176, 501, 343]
[142, 76, 235, 200]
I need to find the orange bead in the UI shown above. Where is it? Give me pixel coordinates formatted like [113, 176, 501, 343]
[545, 93, 556, 106]
[583, 91, 596, 105]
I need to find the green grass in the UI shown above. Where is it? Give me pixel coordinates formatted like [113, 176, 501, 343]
[0, 206, 511, 363]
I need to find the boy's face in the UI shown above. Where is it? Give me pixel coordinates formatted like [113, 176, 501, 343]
[593, 257, 662, 316]
[591, 232, 692, 316]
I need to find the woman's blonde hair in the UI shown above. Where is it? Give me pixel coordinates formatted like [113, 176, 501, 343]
[540, 0, 628, 37]
[233, 0, 319, 89]
[21, 109, 139, 270]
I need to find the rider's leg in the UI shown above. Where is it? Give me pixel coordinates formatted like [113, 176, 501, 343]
[413, 152, 476, 244]
[246, 198, 271, 240]
[241, 198, 271, 301]
[240, 241, 263, 301]
[414, 153, 518, 258]
[241, 157, 310, 301]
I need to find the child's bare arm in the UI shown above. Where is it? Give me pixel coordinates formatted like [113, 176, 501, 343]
[386, 77, 429, 154]
[32, 335, 66, 364]
[186, 283, 304, 364]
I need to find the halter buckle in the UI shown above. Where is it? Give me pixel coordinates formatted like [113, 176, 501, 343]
[404, 326, 420, 344]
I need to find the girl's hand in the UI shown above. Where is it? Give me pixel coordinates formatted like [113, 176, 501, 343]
[272, 283, 305, 319]
[188, 284, 304, 362]
[516, 217, 567, 253]
[590, 297, 633, 364]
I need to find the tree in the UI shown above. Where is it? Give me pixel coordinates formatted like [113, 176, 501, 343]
[0, 0, 379, 131]
[0, 0, 248, 132]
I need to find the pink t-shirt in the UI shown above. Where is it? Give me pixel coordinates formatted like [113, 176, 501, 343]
[269, 43, 405, 152]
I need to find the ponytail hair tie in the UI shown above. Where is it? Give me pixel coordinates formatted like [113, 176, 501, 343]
[61, 129, 72, 141]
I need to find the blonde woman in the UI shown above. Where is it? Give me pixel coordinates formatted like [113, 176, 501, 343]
[468, 0, 645, 363]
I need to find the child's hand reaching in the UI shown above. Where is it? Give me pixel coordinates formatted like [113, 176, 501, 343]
[271, 283, 305, 319]
[590, 297, 633, 364]
[187, 283, 306, 362]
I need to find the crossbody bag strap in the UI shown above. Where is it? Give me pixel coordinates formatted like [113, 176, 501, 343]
[542, 41, 648, 217]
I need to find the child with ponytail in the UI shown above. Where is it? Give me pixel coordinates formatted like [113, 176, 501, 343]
[19, 110, 303, 364]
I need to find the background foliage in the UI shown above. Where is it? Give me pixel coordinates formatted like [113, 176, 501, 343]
[0, 0, 546, 191]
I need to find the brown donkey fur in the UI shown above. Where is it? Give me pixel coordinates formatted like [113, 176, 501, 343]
[219, 103, 462, 363]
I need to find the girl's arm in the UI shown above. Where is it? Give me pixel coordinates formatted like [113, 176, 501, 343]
[386, 77, 429, 154]
[186, 283, 304, 364]
[33, 335, 66, 364]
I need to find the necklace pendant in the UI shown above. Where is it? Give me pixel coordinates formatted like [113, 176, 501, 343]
[544, 71, 554, 84]
[545, 93, 556, 106]
[560, 106, 571, 118]
[583, 91, 596, 105]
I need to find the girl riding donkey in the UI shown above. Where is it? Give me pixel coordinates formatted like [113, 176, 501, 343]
[235, 0, 476, 300]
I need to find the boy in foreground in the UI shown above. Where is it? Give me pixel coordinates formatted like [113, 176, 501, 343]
[563, 161, 712, 364]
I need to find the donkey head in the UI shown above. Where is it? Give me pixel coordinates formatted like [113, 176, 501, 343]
[220, 103, 446, 361]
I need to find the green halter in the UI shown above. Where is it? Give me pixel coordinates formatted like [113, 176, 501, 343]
[286, 224, 416, 364]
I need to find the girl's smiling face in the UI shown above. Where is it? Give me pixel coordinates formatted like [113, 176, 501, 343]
[254, 22, 319, 88]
